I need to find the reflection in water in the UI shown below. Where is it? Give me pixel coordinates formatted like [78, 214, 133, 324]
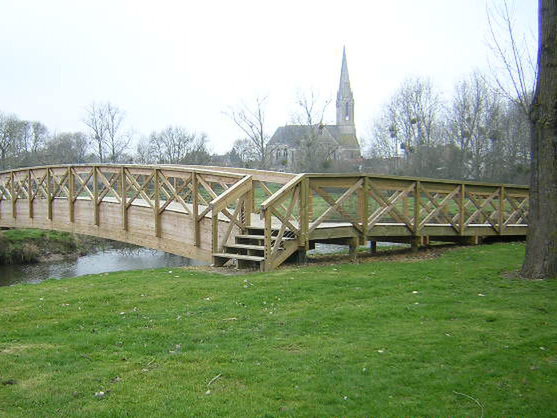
[0, 248, 205, 286]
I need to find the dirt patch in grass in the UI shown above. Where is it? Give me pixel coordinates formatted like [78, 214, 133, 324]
[0, 343, 58, 355]
[182, 244, 458, 276]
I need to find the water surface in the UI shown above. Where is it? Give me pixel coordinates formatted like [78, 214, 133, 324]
[0, 248, 204, 286]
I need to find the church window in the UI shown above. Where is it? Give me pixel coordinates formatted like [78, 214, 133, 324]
[345, 102, 350, 120]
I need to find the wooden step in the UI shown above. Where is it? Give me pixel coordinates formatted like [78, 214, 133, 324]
[212, 253, 264, 262]
[236, 234, 296, 241]
[225, 243, 265, 251]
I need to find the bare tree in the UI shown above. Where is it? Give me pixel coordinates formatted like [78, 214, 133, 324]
[446, 72, 504, 179]
[228, 138, 260, 167]
[227, 96, 270, 169]
[521, 0, 556, 279]
[104, 103, 131, 163]
[83, 103, 107, 163]
[368, 77, 443, 177]
[487, 0, 537, 116]
[83, 102, 130, 163]
[139, 126, 210, 165]
[42, 132, 90, 165]
[290, 90, 337, 172]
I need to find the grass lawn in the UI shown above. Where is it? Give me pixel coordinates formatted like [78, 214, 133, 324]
[0, 243, 555, 417]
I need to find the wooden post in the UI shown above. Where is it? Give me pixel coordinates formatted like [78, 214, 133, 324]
[411, 236, 420, 253]
[499, 186, 505, 235]
[46, 168, 52, 221]
[154, 169, 161, 237]
[211, 208, 219, 254]
[68, 167, 74, 223]
[93, 166, 99, 226]
[359, 176, 369, 245]
[412, 181, 421, 253]
[413, 180, 421, 235]
[193, 171, 200, 247]
[121, 166, 127, 231]
[300, 176, 309, 250]
[10, 171, 16, 219]
[28, 169, 33, 219]
[308, 181, 314, 224]
[459, 184, 465, 235]
[264, 208, 272, 271]
[244, 178, 253, 230]
[348, 236, 359, 260]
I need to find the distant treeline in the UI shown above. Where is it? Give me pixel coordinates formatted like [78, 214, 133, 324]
[365, 72, 531, 185]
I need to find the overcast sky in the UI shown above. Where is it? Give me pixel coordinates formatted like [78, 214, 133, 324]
[0, 0, 537, 153]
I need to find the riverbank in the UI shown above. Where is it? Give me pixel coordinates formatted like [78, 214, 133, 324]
[0, 228, 135, 265]
[0, 229, 80, 264]
[0, 242, 555, 417]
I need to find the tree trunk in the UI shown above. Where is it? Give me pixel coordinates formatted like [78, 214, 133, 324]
[521, 0, 557, 279]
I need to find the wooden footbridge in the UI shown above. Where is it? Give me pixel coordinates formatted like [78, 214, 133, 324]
[0, 164, 529, 271]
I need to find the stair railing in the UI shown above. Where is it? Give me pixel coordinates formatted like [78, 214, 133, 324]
[260, 173, 308, 270]
[208, 175, 253, 254]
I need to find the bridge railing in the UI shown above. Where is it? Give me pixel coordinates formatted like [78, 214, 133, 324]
[259, 173, 529, 267]
[0, 164, 247, 249]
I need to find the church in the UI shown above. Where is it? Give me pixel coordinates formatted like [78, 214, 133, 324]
[268, 48, 362, 171]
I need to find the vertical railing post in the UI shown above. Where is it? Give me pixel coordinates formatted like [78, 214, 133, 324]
[499, 186, 505, 235]
[264, 208, 272, 271]
[93, 166, 99, 226]
[459, 184, 466, 235]
[28, 169, 33, 219]
[411, 180, 421, 252]
[154, 168, 161, 237]
[359, 176, 369, 245]
[46, 168, 52, 221]
[10, 171, 16, 219]
[68, 167, 74, 223]
[244, 178, 253, 230]
[300, 175, 309, 250]
[413, 180, 421, 235]
[211, 207, 219, 254]
[121, 166, 127, 231]
[193, 171, 200, 247]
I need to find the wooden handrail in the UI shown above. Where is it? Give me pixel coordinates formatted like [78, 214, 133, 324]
[209, 175, 252, 214]
[0, 164, 245, 180]
[260, 173, 305, 213]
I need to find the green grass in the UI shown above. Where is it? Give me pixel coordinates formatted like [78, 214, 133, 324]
[0, 243, 555, 417]
[1, 228, 74, 244]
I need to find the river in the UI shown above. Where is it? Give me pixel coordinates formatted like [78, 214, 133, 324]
[0, 242, 395, 287]
[0, 248, 205, 287]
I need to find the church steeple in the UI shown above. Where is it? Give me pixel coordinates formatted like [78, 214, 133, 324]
[336, 46, 355, 133]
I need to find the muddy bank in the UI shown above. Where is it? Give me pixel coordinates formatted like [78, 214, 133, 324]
[0, 229, 134, 265]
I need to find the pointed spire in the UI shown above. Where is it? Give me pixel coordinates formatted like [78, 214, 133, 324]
[338, 46, 351, 95]
[336, 46, 355, 128]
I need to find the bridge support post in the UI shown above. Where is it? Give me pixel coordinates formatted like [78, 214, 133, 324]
[411, 236, 420, 253]
[295, 249, 307, 265]
[349, 236, 359, 260]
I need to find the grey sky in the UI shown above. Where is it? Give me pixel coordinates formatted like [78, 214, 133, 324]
[0, 0, 537, 153]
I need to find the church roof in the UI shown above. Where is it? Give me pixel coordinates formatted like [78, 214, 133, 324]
[269, 124, 359, 149]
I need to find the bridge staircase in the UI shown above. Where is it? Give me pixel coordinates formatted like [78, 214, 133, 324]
[212, 226, 298, 270]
